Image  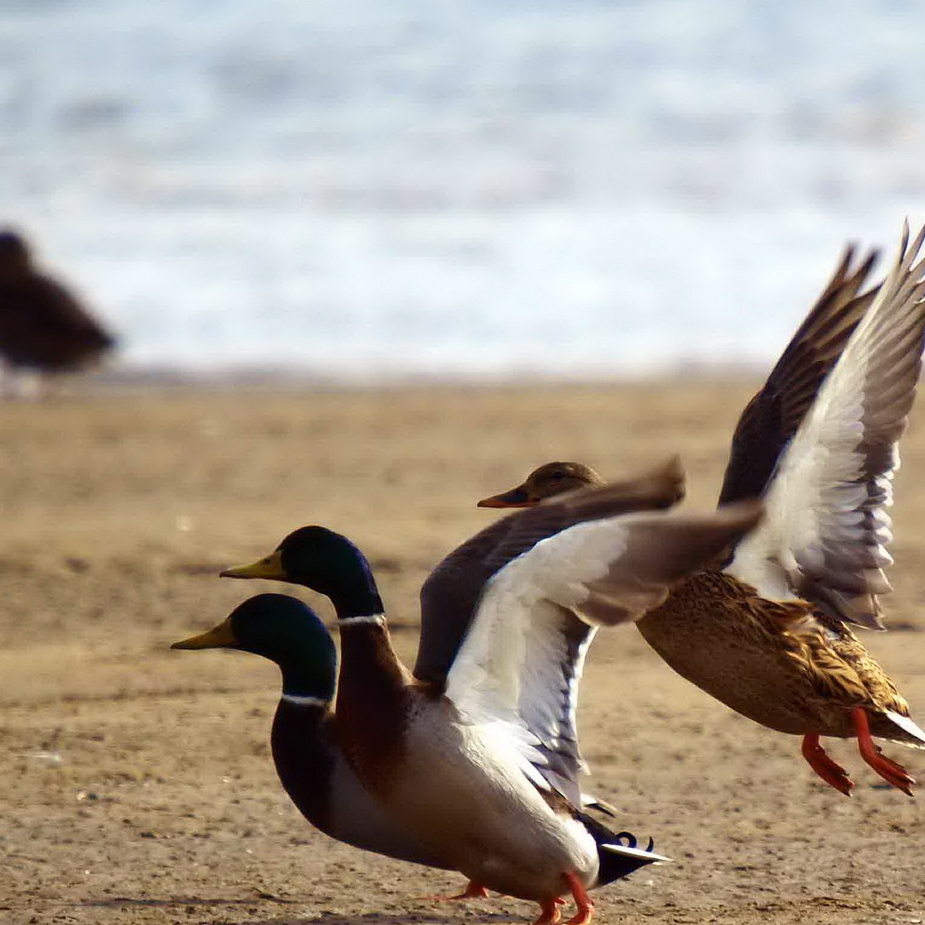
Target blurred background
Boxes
[2,0,925,381]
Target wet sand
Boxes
[3,378,925,925]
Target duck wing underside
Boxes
[729,223,925,629]
[443,501,763,805]
[414,458,685,684]
[719,244,878,506]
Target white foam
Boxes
[3,1,923,380]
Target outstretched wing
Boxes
[444,501,763,804]
[414,457,685,683]
[729,223,925,628]
[719,244,878,505]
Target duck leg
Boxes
[533,899,562,925]
[801,732,854,795]
[422,880,489,901]
[851,707,916,796]
[563,872,594,925]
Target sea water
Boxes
[1,0,924,380]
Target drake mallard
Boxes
[172,464,684,899]
[219,486,761,924]
[477,223,925,797]
[0,230,115,381]
[172,593,455,870]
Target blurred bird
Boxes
[0,229,116,394]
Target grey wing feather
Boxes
[719,245,878,506]
[730,222,925,628]
[413,458,685,683]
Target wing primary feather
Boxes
[730,222,925,628]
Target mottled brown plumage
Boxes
[636,570,912,743]
[484,458,924,793]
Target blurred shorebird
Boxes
[0,229,116,395]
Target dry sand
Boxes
[2,378,925,925]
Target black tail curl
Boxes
[576,812,661,887]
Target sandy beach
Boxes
[3,377,925,925]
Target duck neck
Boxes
[277,658,336,707]
[335,611,410,788]
[318,547,408,715]
[271,696,336,834]
[336,613,407,698]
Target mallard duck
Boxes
[171,593,455,870]
[477,223,925,797]
[173,465,684,900]
[220,486,761,923]
[0,230,115,381]
[414,454,685,685]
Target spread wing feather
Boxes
[414,457,685,683]
[729,222,925,628]
[719,244,878,505]
[445,502,763,803]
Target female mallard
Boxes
[220,487,761,924]
[476,223,925,797]
[172,593,455,870]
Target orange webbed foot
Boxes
[563,871,594,925]
[852,707,916,796]
[801,732,854,796]
[533,898,562,925]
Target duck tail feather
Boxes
[885,710,925,747]
[596,837,669,884]
[600,843,670,864]
[580,792,618,818]
[577,811,668,885]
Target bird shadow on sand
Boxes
[238,914,525,925]
[78,896,524,925]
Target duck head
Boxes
[477,461,605,508]
[171,593,337,701]
[220,526,383,619]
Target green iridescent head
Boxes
[220,526,383,618]
[172,593,337,701]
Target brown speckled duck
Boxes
[478,224,925,797]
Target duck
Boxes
[0,229,116,386]
[172,465,685,899]
[476,222,925,797]
[219,485,762,924]
[414,453,685,685]
[171,593,456,871]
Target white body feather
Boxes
[370,504,757,899]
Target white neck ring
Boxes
[281,694,330,707]
[338,613,386,627]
